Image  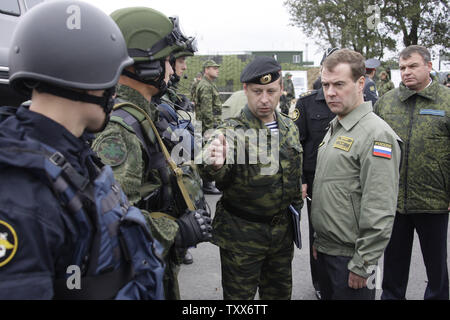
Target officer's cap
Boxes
[365,58,380,69]
[240,56,281,85]
[203,60,220,69]
[286,72,292,77]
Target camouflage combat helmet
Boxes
[111,7,190,92]
[111,8,188,64]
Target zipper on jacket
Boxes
[403,95,417,214]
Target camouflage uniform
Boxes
[375,78,450,300]
[190,78,200,103]
[93,84,185,299]
[195,76,222,135]
[377,78,395,97]
[281,76,295,114]
[202,105,303,299]
[374,80,449,214]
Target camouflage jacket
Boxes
[202,105,303,253]
[374,80,450,214]
[195,77,222,133]
[312,102,402,278]
[377,78,395,97]
[284,78,295,100]
[190,79,200,102]
[92,84,179,255]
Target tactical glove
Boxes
[175,209,212,248]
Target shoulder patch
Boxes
[0,220,18,268]
[373,141,392,159]
[370,86,376,92]
[291,108,300,121]
[96,136,128,166]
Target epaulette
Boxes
[299,90,317,99]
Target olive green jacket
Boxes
[202,105,303,253]
[374,80,450,214]
[312,102,402,278]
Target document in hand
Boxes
[289,204,302,249]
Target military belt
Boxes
[222,201,286,225]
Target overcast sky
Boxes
[87,0,323,65]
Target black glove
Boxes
[175,209,212,248]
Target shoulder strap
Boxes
[112,102,196,211]
[111,103,166,172]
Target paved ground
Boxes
[179,194,450,300]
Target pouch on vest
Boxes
[30,144,165,300]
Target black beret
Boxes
[240,56,282,84]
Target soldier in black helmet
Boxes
[0,0,166,300]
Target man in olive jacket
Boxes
[375,45,450,300]
[311,49,402,300]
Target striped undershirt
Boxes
[264,120,279,133]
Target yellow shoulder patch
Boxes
[0,220,18,268]
[291,109,300,122]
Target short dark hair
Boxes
[322,48,365,82]
[399,45,431,64]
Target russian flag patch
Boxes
[373,141,392,159]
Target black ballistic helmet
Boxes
[9,0,133,96]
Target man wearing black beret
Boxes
[201,56,304,299]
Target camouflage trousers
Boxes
[219,230,294,300]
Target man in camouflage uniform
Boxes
[195,59,222,194]
[375,45,450,300]
[92,7,212,300]
[377,71,395,97]
[195,60,222,136]
[202,56,303,300]
[161,44,201,265]
[312,49,402,300]
[281,72,295,114]
[190,72,203,105]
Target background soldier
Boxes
[312,49,402,300]
[92,7,212,300]
[202,56,303,300]
[375,45,450,300]
[363,58,380,105]
[0,0,165,299]
[377,71,395,97]
[281,72,295,114]
[190,72,203,105]
[195,59,222,195]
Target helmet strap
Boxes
[36,83,115,132]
